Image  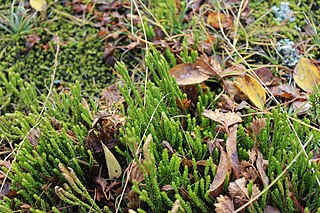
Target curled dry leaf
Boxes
[214,195,234,213]
[202,109,242,129]
[207,11,233,29]
[27,128,41,148]
[129,161,145,183]
[101,142,122,179]
[228,177,260,208]
[292,101,311,115]
[293,58,320,93]
[256,150,269,186]
[169,60,215,85]
[208,145,231,197]
[270,84,300,99]
[226,125,240,179]
[100,84,125,108]
[255,67,274,86]
[234,74,266,110]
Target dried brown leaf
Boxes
[127,190,140,209]
[169,60,214,85]
[207,12,233,29]
[255,67,274,86]
[202,109,242,129]
[270,84,300,99]
[226,125,240,179]
[27,128,40,148]
[292,101,311,115]
[26,34,40,48]
[100,84,124,107]
[256,151,269,186]
[250,118,266,136]
[228,177,260,208]
[208,145,231,197]
[129,161,144,183]
[214,195,234,213]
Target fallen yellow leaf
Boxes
[101,142,122,179]
[234,74,266,110]
[293,58,320,93]
[30,0,47,11]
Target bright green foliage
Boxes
[143,0,186,35]
[0,82,105,212]
[117,48,320,212]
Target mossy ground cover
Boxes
[0,0,320,212]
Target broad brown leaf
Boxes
[27,128,40,148]
[292,101,311,115]
[169,60,214,85]
[256,150,269,186]
[234,74,266,109]
[226,125,240,179]
[254,67,274,86]
[207,12,233,29]
[250,118,266,137]
[202,109,242,129]
[228,177,260,208]
[214,195,234,213]
[270,84,300,99]
[208,145,231,197]
[293,58,320,93]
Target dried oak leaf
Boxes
[226,125,240,179]
[228,177,260,208]
[250,118,266,137]
[214,195,234,213]
[202,109,242,129]
[27,128,40,148]
[208,145,231,197]
[293,58,320,93]
[254,67,274,86]
[100,84,124,107]
[256,150,269,186]
[26,34,40,49]
[234,74,266,110]
[129,161,144,183]
[169,60,215,85]
[269,84,300,99]
[127,189,140,209]
[292,101,311,115]
[207,11,233,29]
